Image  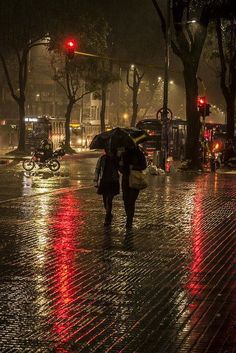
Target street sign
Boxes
[156,107,173,121]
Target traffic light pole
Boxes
[202,105,206,164]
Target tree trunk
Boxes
[183,66,201,169]
[65,99,74,150]
[216,17,236,141]
[131,87,138,127]
[17,97,26,152]
[226,97,235,140]
[219,72,236,141]
[100,86,106,133]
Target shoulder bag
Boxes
[129,169,148,190]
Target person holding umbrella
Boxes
[91,127,148,228]
[94,146,120,226]
[119,145,147,229]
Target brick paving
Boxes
[0,159,235,353]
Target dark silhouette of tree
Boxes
[51,54,91,153]
[151,0,213,169]
[49,12,114,138]
[126,66,144,127]
[202,0,235,139]
[216,19,236,140]
[87,59,119,132]
[141,76,163,118]
[151,0,235,168]
[0,1,49,152]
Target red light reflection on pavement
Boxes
[187,185,205,298]
[49,194,84,347]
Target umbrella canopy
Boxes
[89,127,136,150]
[121,127,149,144]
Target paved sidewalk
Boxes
[0,172,235,352]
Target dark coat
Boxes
[119,146,147,190]
[94,154,120,195]
[119,147,147,175]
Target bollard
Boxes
[165,156,173,173]
[165,160,171,173]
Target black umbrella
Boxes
[121,127,149,144]
[89,127,136,150]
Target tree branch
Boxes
[0,52,18,101]
[216,17,229,99]
[75,90,91,102]
[126,68,133,90]
[22,48,28,90]
[171,40,182,58]
[185,26,194,49]
[175,29,191,55]
[73,85,79,97]
[66,71,72,98]
[28,41,48,50]
[151,0,166,36]
[53,77,68,96]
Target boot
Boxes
[104,213,113,226]
[125,217,133,229]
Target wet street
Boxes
[0,154,235,353]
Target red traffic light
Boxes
[65,39,76,50]
[64,38,78,59]
[197,96,207,107]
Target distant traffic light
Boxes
[64,38,77,59]
[197,96,211,117]
[197,96,206,107]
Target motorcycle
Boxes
[52,145,66,159]
[22,149,61,172]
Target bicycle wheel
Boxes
[48,159,60,172]
[22,160,35,171]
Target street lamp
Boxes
[174,19,197,25]
[123,113,129,126]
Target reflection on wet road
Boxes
[0,157,235,352]
[0,157,97,202]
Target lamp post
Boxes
[161,0,171,170]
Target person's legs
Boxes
[102,194,107,210]
[123,186,139,228]
[103,193,114,226]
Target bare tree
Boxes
[88,59,119,132]
[51,55,91,152]
[126,66,144,127]
[0,1,49,152]
[141,77,163,118]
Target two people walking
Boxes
[94,145,147,229]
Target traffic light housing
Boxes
[205,103,211,116]
[64,38,77,59]
[197,96,211,117]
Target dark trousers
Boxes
[102,193,114,216]
[122,181,139,226]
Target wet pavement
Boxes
[0,155,235,353]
